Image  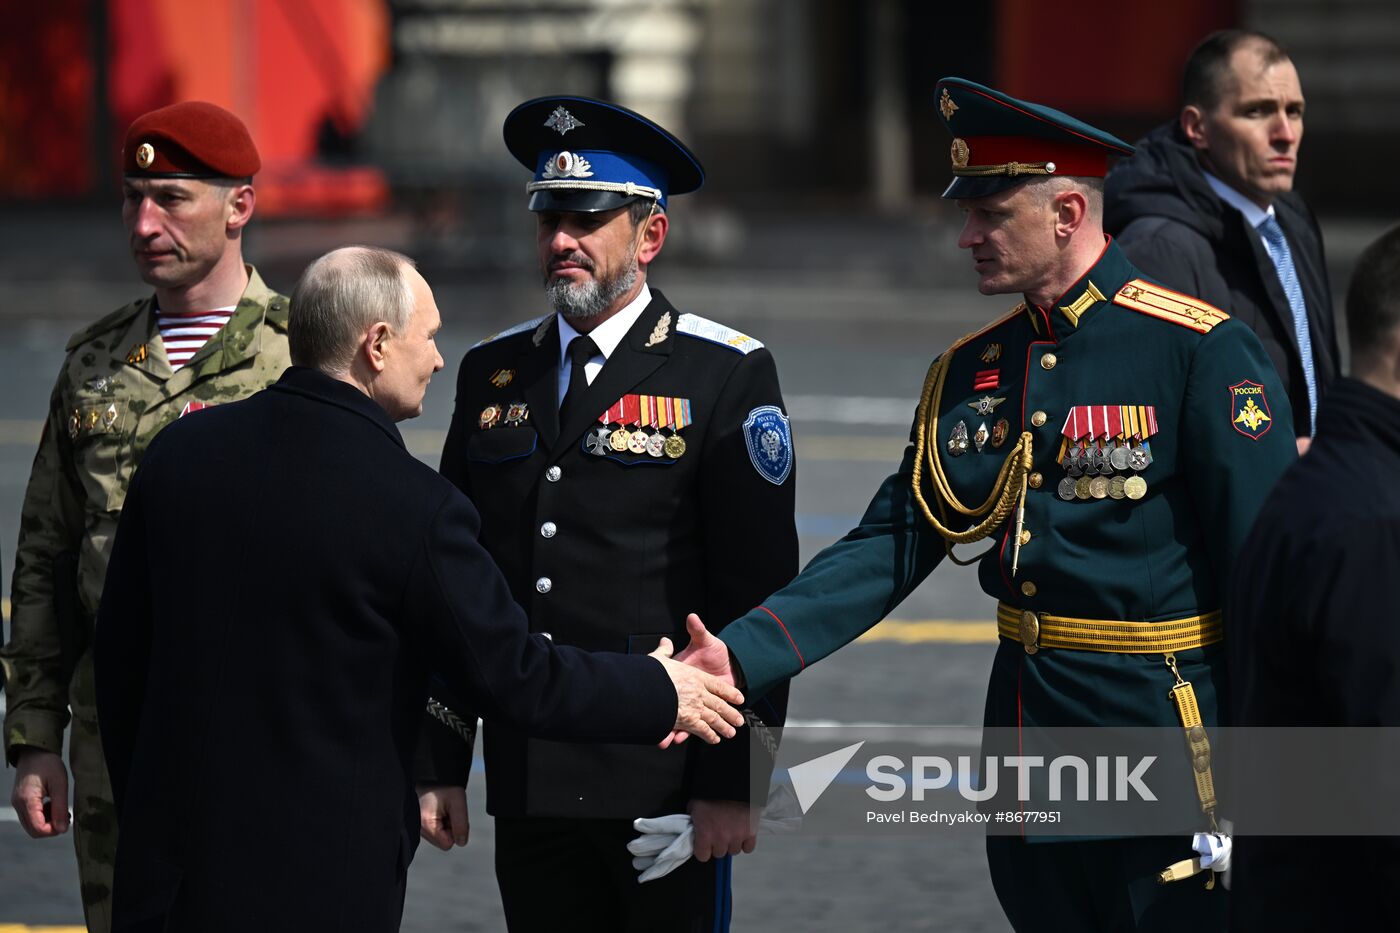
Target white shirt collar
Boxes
[556,281,652,364]
[1202,170,1275,228]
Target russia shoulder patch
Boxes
[743,405,793,484]
[1229,380,1273,440]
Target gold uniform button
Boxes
[1041,353,1058,370]
[1028,471,1043,489]
[1019,529,1032,545]
[1021,580,1037,597]
[1031,411,1047,427]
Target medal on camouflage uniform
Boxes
[974,421,989,452]
[947,420,970,457]
[479,404,502,430]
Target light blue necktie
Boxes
[1257,214,1317,434]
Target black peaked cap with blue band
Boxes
[935,77,1134,200]
[503,96,705,213]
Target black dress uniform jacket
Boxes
[1227,377,1400,931]
[1106,122,1339,437]
[425,289,797,818]
[93,367,677,933]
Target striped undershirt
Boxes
[156,306,236,369]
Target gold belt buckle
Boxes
[1019,610,1040,654]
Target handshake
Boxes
[648,613,743,747]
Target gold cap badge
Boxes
[940,89,959,121]
[135,143,155,170]
[951,138,970,169]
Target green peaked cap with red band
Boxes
[935,77,1134,199]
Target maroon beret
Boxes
[122,101,260,179]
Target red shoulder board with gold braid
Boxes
[1112,279,1229,334]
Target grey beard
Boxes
[545,260,639,321]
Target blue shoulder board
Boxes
[471,313,552,350]
[676,313,765,355]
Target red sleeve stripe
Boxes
[756,606,805,671]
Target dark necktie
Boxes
[558,334,599,426]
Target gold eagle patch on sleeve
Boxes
[1113,279,1229,334]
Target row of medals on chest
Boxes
[584,394,691,459]
[478,397,689,459]
[948,396,1154,502]
[1054,438,1151,501]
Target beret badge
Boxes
[135,143,156,170]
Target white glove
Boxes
[1192,832,1232,872]
[628,784,804,883]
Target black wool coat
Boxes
[1106,121,1339,437]
[94,366,676,933]
[1226,378,1400,931]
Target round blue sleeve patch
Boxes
[743,405,793,485]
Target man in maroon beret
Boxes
[1,100,291,933]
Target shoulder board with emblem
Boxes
[65,298,149,352]
[471,313,552,350]
[942,302,1028,359]
[675,313,765,355]
[1112,279,1228,334]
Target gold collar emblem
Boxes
[980,343,1002,364]
[126,343,148,364]
[489,368,515,388]
[1058,281,1107,329]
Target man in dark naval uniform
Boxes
[680,78,1297,931]
[416,97,797,931]
[1227,225,1400,931]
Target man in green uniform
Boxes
[1,101,291,933]
[679,78,1297,931]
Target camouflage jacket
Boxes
[1,266,290,762]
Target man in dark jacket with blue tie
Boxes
[1106,30,1339,451]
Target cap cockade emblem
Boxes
[940,88,959,121]
[542,151,594,179]
[544,105,584,136]
[951,138,970,169]
[136,143,155,169]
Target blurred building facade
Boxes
[2,0,1396,215]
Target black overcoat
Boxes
[1106,122,1340,437]
[93,366,676,933]
[423,290,797,818]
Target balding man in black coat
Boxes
[93,247,744,933]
